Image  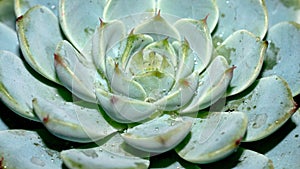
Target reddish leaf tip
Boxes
[43,115,50,123]
[16,15,23,22]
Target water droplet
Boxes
[31,157,45,167]
[51,5,56,9]
[99,148,103,152]
[275,120,279,124]
[154,127,159,132]
[170,122,175,126]
[226,0,230,4]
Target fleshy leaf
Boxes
[174,18,213,74]
[55,40,107,102]
[134,13,181,40]
[216,30,267,96]
[265,0,300,28]
[17,5,63,83]
[32,98,117,143]
[95,133,149,158]
[180,56,233,113]
[92,20,126,74]
[121,114,193,153]
[213,0,268,46]
[59,0,106,51]
[202,148,273,169]
[176,112,248,164]
[224,76,297,142]
[266,109,300,169]
[0,22,19,55]
[106,58,147,100]
[261,22,300,96]
[95,88,157,123]
[154,72,199,111]
[0,51,71,121]
[15,0,59,17]
[0,130,62,169]
[103,0,156,31]
[0,0,16,29]
[157,0,219,32]
[61,147,149,169]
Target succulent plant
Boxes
[0,0,300,168]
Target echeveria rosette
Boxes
[0,0,299,169]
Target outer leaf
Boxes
[0,130,62,169]
[176,112,248,164]
[0,0,16,29]
[0,22,19,55]
[265,0,300,28]
[261,22,300,96]
[180,56,233,113]
[17,5,63,83]
[224,76,297,142]
[95,88,157,123]
[15,0,59,17]
[266,109,300,169]
[61,147,149,169]
[214,0,268,46]
[121,114,193,153]
[32,98,117,143]
[59,0,106,51]
[202,148,273,169]
[103,0,156,31]
[174,18,213,74]
[216,30,267,96]
[157,0,219,32]
[54,40,107,102]
[0,51,71,121]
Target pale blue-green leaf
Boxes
[32,98,117,143]
[216,30,267,96]
[176,112,247,164]
[92,20,126,74]
[202,148,273,169]
[103,0,156,31]
[0,130,62,169]
[180,56,233,113]
[121,114,193,153]
[266,109,300,169]
[213,0,268,46]
[0,22,19,55]
[154,72,199,111]
[265,0,300,28]
[157,0,219,32]
[61,147,149,169]
[59,0,106,51]
[173,40,195,80]
[106,58,147,101]
[15,0,59,17]
[0,51,71,121]
[174,18,213,74]
[261,21,300,96]
[95,88,157,123]
[224,76,296,142]
[134,14,181,40]
[17,5,62,83]
[0,0,16,29]
[95,133,149,158]
[55,40,107,103]
[105,33,153,70]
